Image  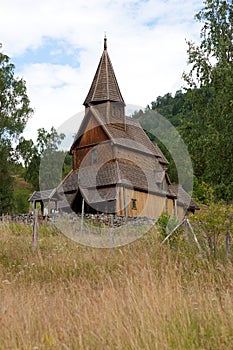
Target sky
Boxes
[0,0,203,142]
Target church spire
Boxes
[83,37,125,107]
[104,34,107,50]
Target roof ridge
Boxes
[90,52,104,102]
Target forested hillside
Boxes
[133,0,233,203]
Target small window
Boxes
[131,199,137,210]
[92,149,97,163]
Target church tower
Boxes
[83,37,126,130]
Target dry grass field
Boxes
[0,214,233,349]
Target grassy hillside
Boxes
[0,209,233,349]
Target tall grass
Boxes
[0,218,233,349]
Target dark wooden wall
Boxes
[78,116,108,147]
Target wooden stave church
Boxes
[57,37,199,220]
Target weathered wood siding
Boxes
[114,146,158,170]
[73,143,113,170]
[115,186,177,219]
[78,116,108,147]
[116,187,166,218]
[73,147,90,169]
[73,115,111,170]
[109,102,125,130]
[94,102,125,130]
[167,198,174,215]
[94,103,108,120]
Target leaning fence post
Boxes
[32,208,39,249]
[186,217,202,253]
[185,215,189,241]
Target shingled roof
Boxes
[71,106,168,164]
[28,189,57,202]
[59,159,168,197]
[83,37,125,106]
[168,184,199,210]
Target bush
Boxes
[157,213,180,241]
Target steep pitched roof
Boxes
[94,107,168,163]
[71,106,168,164]
[83,37,125,106]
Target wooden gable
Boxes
[72,111,111,171]
[78,114,109,148]
[71,109,110,152]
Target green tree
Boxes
[0,44,33,214]
[17,127,67,190]
[132,92,190,185]
[182,0,233,201]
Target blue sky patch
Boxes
[143,18,160,28]
[13,37,82,70]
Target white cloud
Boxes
[21,63,82,139]
[0,0,203,141]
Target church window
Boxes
[131,199,137,210]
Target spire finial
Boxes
[104,33,107,50]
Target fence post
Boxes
[32,209,39,249]
[123,186,128,222]
[81,198,84,235]
[185,215,189,241]
[110,214,114,249]
[226,214,232,260]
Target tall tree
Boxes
[182,0,233,201]
[17,127,66,190]
[0,44,33,213]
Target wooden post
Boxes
[32,208,38,249]
[162,217,185,244]
[110,214,114,249]
[81,197,84,235]
[123,185,128,222]
[162,216,202,253]
[33,201,36,211]
[174,199,177,218]
[48,200,51,216]
[226,214,232,260]
[40,201,44,218]
[185,215,189,241]
[186,217,202,253]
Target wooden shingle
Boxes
[83,38,125,106]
